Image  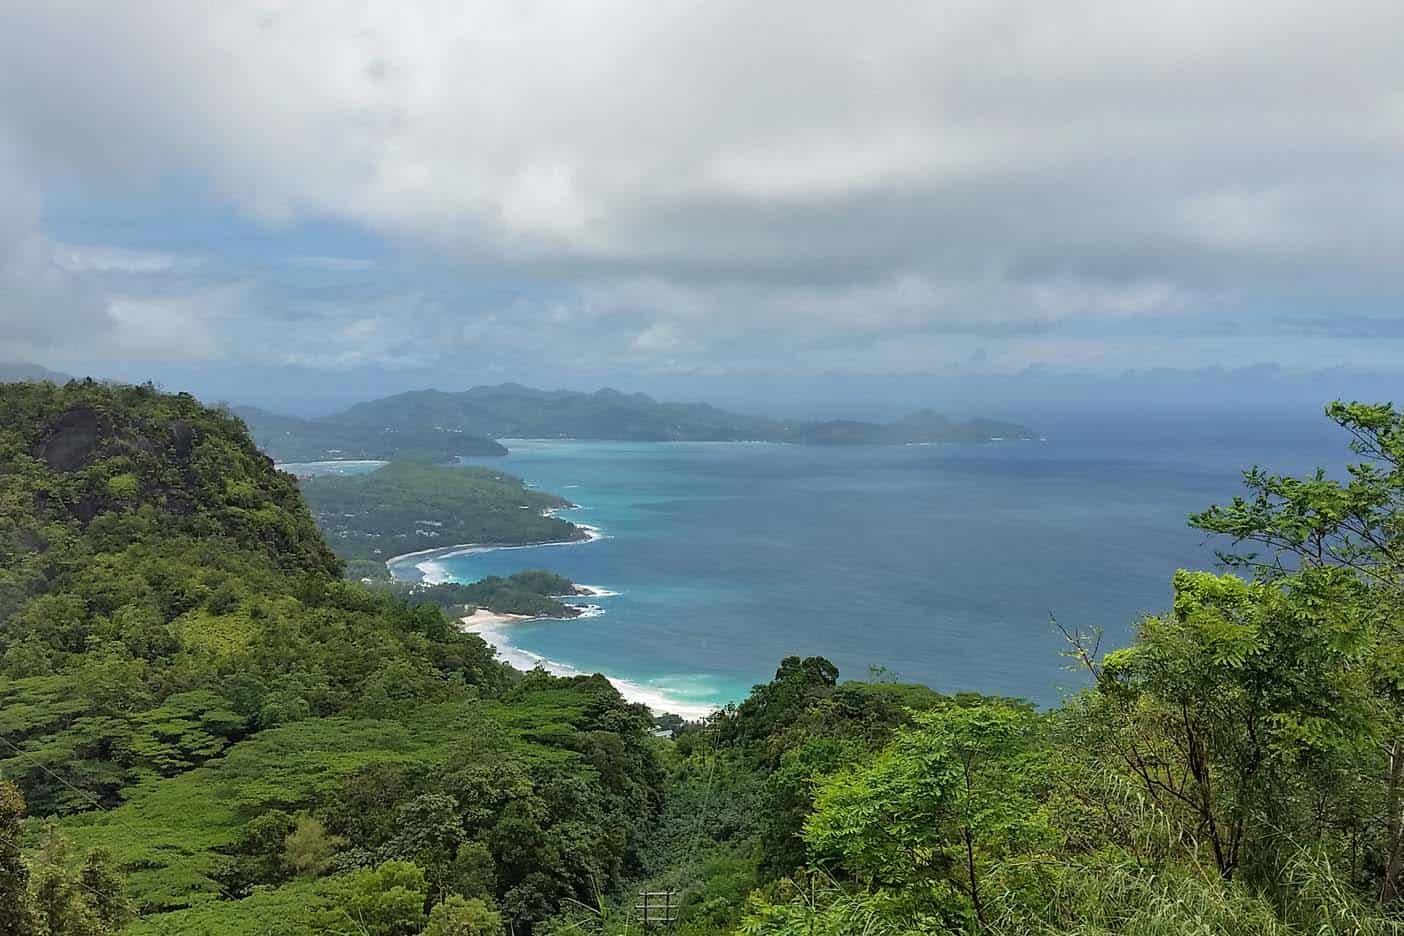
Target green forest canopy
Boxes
[235,405,507,463]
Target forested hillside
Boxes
[299,460,584,576]
[0,381,662,935]
[2,381,1403,935]
[234,405,507,463]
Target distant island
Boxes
[241,383,1036,455]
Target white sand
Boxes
[459,608,536,629]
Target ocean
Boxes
[359,408,1348,718]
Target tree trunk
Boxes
[1381,738,1404,903]
[963,827,985,927]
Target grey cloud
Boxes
[0,141,113,359]
[2,1,1403,374]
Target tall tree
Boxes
[1191,401,1404,899]
[804,702,1050,927]
[1073,569,1376,880]
[0,781,36,936]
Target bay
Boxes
[390,408,1346,716]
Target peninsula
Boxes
[296,460,586,580]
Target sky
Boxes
[1,1,1402,416]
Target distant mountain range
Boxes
[239,383,1035,459]
[0,362,73,383]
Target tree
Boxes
[0,781,37,936]
[424,895,503,936]
[31,827,111,936]
[283,815,346,877]
[1189,400,1404,899]
[318,859,428,936]
[804,702,1049,927]
[1190,402,1404,587]
[444,842,496,901]
[727,656,840,748]
[1073,569,1377,882]
[385,793,465,868]
[79,850,133,931]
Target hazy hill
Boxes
[322,383,1035,444]
[234,404,507,462]
[327,384,779,441]
[0,361,73,382]
[788,408,1034,445]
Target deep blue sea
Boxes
[310,408,1350,717]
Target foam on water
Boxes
[470,617,716,720]
[573,585,622,598]
[417,560,453,584]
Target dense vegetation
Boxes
[235,405,506,463]
[0,381,662,935]
[5,380,1403,934]
[397,571,590,620]
[298,460,585,570]
[310,383,1035,445]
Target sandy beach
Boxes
[459,608,537,630]
[384,523,604,584]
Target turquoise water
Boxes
[385,413,1346,717]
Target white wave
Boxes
[572,584,621,598]
[416,560,453,584]
[576,524,607,542]
[606,675,718,721]
[470,621,716,720]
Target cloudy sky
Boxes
[2,1,1402,413]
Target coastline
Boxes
[384,523,603,583]
[460,608,717,721]
[385,469,720,720]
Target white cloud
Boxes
[1,0,1403,374]
[55,246,204,274]
[106,293,223,359]
[0,140,112,360]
